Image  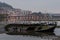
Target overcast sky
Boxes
[0,0,60,13]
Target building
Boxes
[7,9,32,23]
[0,8,9,23]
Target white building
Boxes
[7,9,32,23]
[21,10,32,16]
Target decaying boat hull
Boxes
[5,23,56,34]
[35,26,56,32]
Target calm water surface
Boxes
[0,28,59,40]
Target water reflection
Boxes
[0,28,59,40]
[6,32,55,36]
[5,32,58,40]
[4,28,60,37]
[54,28,60,36]
[0,33,58,40]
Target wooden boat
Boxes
[5,24,40,33]
[35,25,56,32]
[5,22,57,34]
[35,22,57,32]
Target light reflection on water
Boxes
[0,33,58,40]
[54,28,60,36]
[0,28,59,40]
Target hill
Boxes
[0,2,13,9]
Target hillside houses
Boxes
[0,2,60,24]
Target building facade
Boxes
[0,7,60,24]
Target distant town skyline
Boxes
[0,0,60,13]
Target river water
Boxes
[0,28,59,40]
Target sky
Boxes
[0,0,60,13]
